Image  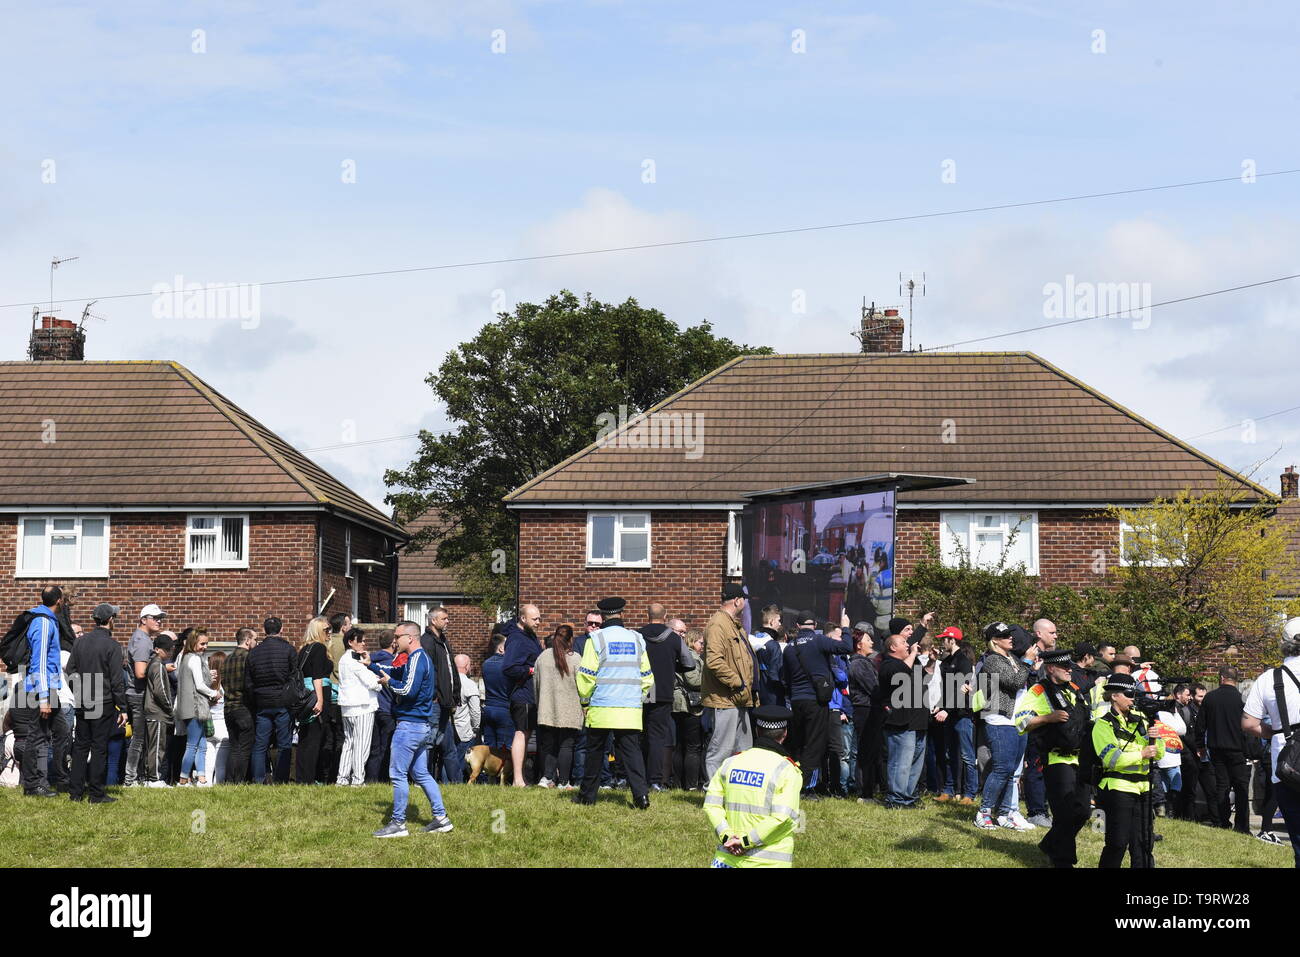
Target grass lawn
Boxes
[0,784,1288,868]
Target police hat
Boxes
[753,705,792,732]
[1041,647,1073,667]
[1105,673,1139,696]
[596,596,626,615]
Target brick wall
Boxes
[517,508,731,635]
[0,512,316,643]
[397,597,497,676]
[317,516,395,624]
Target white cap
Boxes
[1284,617,1300,642]
[139,603,166,619]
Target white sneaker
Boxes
[998,811,1035,831]
[144,780,172,789]
[537,777,555,789]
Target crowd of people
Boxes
[2,582,1297,868]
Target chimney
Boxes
[860,302,904,353]
[28,315,85,361]
[1283,465,1298,500]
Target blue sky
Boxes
[3,0,1298,506]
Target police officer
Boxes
[1089,654,1134,722]
[1092,672,1165,868]
[703,705,802,868]
[575,597,655,809]
[1015,647,1092,867]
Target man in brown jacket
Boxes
[703,583,759,780]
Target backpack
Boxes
[1037,680,1091,755]
[1272,666,1300,792]
[0,612,35,672]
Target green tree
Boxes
[385,290,771,613]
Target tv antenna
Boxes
[50,255,79,316]
[898,271,926,351]
[79,300,108,330]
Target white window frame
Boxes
[185,514,250,570]
[939,511,1039,576]
[15,515,111,578]
[585,511,652,568]
[344,527,353,579]
[1117,521,1182,567]
[726,511,744,577]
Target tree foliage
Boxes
[385,290,771,613]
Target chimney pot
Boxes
[860,304,905,353]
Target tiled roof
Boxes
[0,361,404,537]
[397,509,463,595]
[505,352,1272,506]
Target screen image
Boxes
[746,489,895,634]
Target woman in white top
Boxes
[174,628,221,786]
[336,628,381,786]
[204,651,230,783]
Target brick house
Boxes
[505,344,1275,637]
[396,510,497,670]
[0,356,406,642]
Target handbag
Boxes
[1272,666,1300,792]
[286,646,318,723]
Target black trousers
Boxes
[1211,749,1251,833]
[579,727,647,803]
[1040,762,1092,867]
[50,708,71,787]
[792,699,830,792]
[223,705,254,784]
[672,712,703,789]
[1099,788,1154,868]
[367,712,395,783]
[321,701,343,782]
[165,726,186,784]
[642,702,673,786]
[539,725,578,785]
[854,709,883,798]
[1174,750,1199,819]
[68,714,114,800]
[296,718,325,783]
[12,704,55,792]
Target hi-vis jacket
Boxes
[1015,680,1084,766]
[1088,681,1111,722]
[576,619,653,730]
[1092,707,1165,794]
[704,739,802,868]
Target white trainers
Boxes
[144,780,172,789]
[537,777,556,789]
[974,810,997,829]
[998,811,1036,831]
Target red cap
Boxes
[937,626,964,642]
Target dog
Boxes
[465,744,513,785]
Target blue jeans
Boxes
[253,707,293,783]
[981,723,1025,816]
[390,720,446,825]
[839,719,856,792]
[572,728,587,783]
[1022,734,1047,816]
[180,718,206,778]
[943,716,978,798]
[1159,765,1182,794]
[884,728,926,807]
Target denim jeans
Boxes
[1159,765,1182,795]
[839,719,856,792]
[884,728,926,807]
[943,716,978,798]
[253,707,293,783]
[180,717,206,779]
[981,723,1024,815]
[390,720,446,824]
[427,704,458,783]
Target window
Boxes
[940,511,1038,575]
[17,516,109,577]
[1118,521,1182,567]
[344,527,353,578]
[726,511,744,577]
[186,515,249,569]
[586,512,651,567]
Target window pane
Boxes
[221,517,245,561]
[191,516,216,531]
[190,532,217,565]
[53,518,75,531]
[51,535,77,573]
[620,513,647,530]
[81,519,105,570]
[939,513,969,567]
[22,520,46,571]
[620,530,649,564]
[589,515,615,561]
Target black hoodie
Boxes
[640,623,693,705]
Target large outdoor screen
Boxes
[746,489,896,635]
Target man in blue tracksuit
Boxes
[502,605,543,787]
[371,620,455,838]
[12,585,67,797]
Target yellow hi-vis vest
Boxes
[1092,708,1165,794]
[1015,680,1083,766]
[703,744,802,868]
[1088,681,1110,723]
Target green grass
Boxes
[0,785,1288,868]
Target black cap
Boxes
[596,597,626,614]
[91,602,119,624]
[888,617,910,636]
[1105,673,1139,695]
[1009,625,1034,657]
[982,621,1013,642]
[722,583,748,601]
[797,610,816,627]
[753,705,792,732]
[1042,647,1073,667]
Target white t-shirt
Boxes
[1243,656,1300,785]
